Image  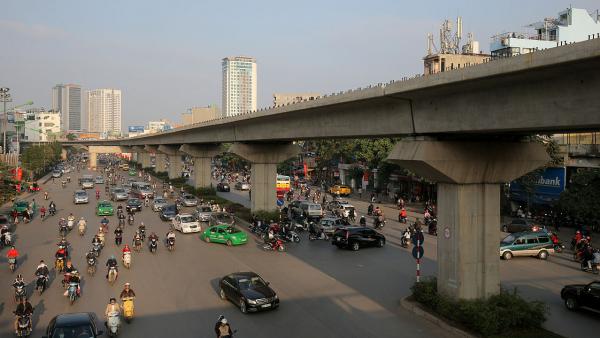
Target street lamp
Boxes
[0,87,12,154]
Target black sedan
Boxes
[561,281,600,312]
[217,182,230,192]
[43,312,104,338]
[219,272,279,313]
[126,198,143,212]
[332,226,386,251]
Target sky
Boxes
[1,0,598,129]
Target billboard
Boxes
[509,167,566,205]
[128,126,145,133]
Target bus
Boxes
[276,174,291,199]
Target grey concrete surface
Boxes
[0,168,455,338]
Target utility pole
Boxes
[0,88,12,154]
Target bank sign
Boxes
[509,167,566,205]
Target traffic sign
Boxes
[412,231,424,246]
[412,246,424,259]
[276,199,284,207]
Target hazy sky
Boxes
[1,0,598,128]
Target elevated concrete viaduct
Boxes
[62,38,600,301]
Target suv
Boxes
[299,202,323,219]
[160,204,179,221]
[332,227,386,251]
[500,231,554,260]
[502,219,542,233]
[561,281,600,312]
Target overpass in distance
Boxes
[63,38,600,301]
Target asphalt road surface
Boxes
[215,180,600,338]
[0,168,454,338]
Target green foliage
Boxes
[314,138,396,169]
[21,142,62,179]
[196,187,216,196]
[558,168,600,222]
[0,161,17,205]
[66,133,77,140]
[252,210,281,223]
[411,277,547,337]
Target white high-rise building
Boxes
[87,89,122,135]
[52,84,82,131]
[222,56,257,117]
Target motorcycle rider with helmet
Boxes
[13,296,34,334]
[106,255,118,279]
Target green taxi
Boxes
[12,201,30,215]
[200,224,248,246]
[96,200,114,216]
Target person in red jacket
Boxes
[7,246,19,267]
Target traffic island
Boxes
[402,277,563,338]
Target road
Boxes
[214,181,600,338]
[0,168,454,338]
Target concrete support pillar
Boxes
[155,153,166,173]
[387,139,549,300]
[230,143,300,212]
[180,144,222,188]
[138,152,150,168]
[61,148,68,161]
[157,145,184,180]
[89,152,97,170]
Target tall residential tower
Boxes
[52,84,82,131]
[87,88,122,136]
[222,56,257,117]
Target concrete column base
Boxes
[154,154,166,173]
[61,149,68,161]
[437,183,500,299]
[193,157,212,188]
[250,163,278,212]
[139,153,150,169]
[168,156,183,180]
[89,152,97,170]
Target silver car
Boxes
[111,187,129,201]
[73,190,89,204]
[178,194,198,207]
[152,197,169,212]
[194,205,213,222]
[95,176,105,184]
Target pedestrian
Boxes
[358,187,362,199]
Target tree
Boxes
[66,133,77,140]
[0,161,17,205]
[21,142,62,180]
[557,168,600,224]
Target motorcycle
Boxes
[139,228,146,241]
[167,237,175,252]
[14,283,26,302]
[400,229,411,248]
[427,218,437,236]
[118,217,125,227]
[398,214,408,224]
[3,232,12,247]
[133,238,142,252]
[87,257,97,276]
[61,180,67,188]
[282,230,301,243]
[123,252,131,269]
[67,218,75,230]
[9,257,17,272]
[49,207,56,216]
[36,274,48,295]
[553,242,565,254]
[149,238,158,253]
[122,296,135,323]
[67,282,79,305]
[373,216,385,229]
[78,222,86,236]
[15,313,32,337]
[55,257,65,272]
[107,266,118,285]
[92,243,102,258]
[107,311,120,336]
[128,215,134,225]
[263,238,286,252]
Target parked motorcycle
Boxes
[308,230,329,241]
[282,230,301,243]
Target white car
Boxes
[172,214,201,233]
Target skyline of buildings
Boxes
[87,88,122,136]
[222,56,257,117]
[52,83,81,132]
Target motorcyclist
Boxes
[96,189,100,199]
[138,222,146,239]
[58,217,68,233]
[117,204,124,215]
[114,226,123,245]
[367,203,374,215]
[119,282,136,300]
[13,274,26,291]
[122,244,131,257]
[100,216,110,232]
[105,297,121,320]
[359,215,366,226]
[40,205,47,218]
[67,213,75,224]
[92,234,103,248]
[399,208,407,222]
[35,260,49,278]
[1,225,10,245]
[69,270,81,295]
[86,249,96,262]
[48,201,56,215]
[14,297,34,334]
[44,191,49,200]
[118,212,126,226]
[144,196,150,207]
[132,231,142,249]
[106,255,118,279]
[166,229,176,244]
[78,217,87,229]
[7,245,19,266]
[214,316,233,338]
[149,232,159,242]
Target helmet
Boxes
[110,255,115,260]
[80,217,84,220]
[16,274,22,279]
[221,318,227,324]
[124,282,130,286]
